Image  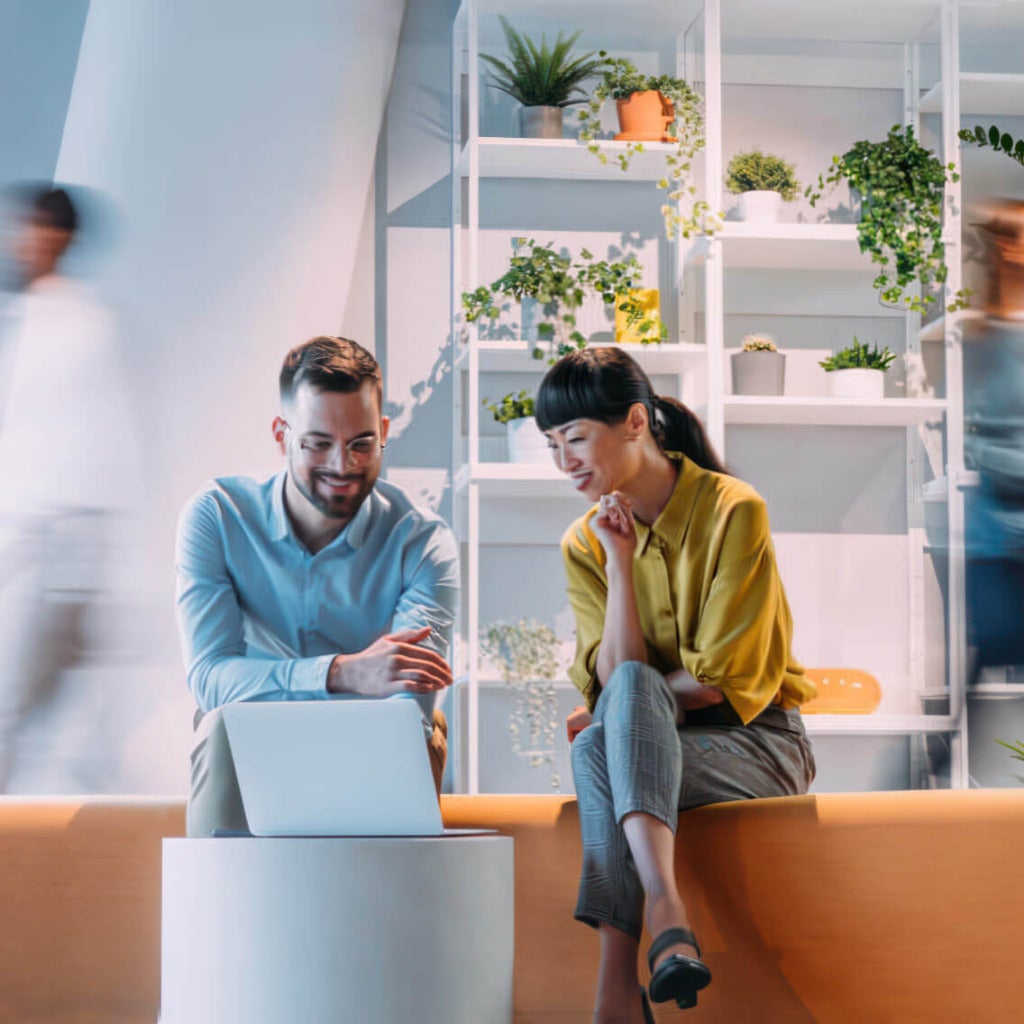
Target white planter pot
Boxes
[731,350,785,396]
[738,190,782,222]
[507,417,550,464]
[826,368,885,399]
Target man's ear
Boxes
[272,416,288,455]
[380,415,390,448]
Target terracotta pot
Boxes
[614,90,674,142]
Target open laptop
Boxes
[222,699,468,837]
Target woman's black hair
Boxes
[535,347,728,474]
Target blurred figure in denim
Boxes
[0,184,134,790]
[964,200,1024,683]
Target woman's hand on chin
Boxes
[592,491,637,569]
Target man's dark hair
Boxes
[10,184,79,234]
[279,336,382,407]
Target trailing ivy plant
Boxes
[480,17,607,109]
[576,56,718,241]
[726,150,800,200]
[482,389,534,424]
[462,237,666,362]
[805,125,970,314]
[479,619,562,789]
[958,125,1024,168]
[819,336,897,373]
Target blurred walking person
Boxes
[0,184,133,790]
[964,200,1024,684]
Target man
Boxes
[0,185,132,791]
[177,335,457,837]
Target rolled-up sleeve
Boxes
[175,491,332,712]
[562,518,607,711]
[683,498,792,724]
[391,518,459,657]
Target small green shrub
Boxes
[819,336,897,372]
[726,150,800,200]
[483,389,534,424]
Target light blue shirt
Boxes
[175,472,458,716]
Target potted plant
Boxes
[805,125,970,314]
[463,237,666,363]
[731,333,785,396]
[576,57,717,241]
[819,336,897,399]
[725,149,800,222]
[479,619,563,790]
[482,389,548,463]
[480,18,607,140]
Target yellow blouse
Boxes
[562,452,816,723]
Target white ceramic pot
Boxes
[826,368,885,399]
[738,190,782,222]
[731,350,785,396]
[507,417,550,464]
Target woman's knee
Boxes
[570,721,601,773]
[601,661,671,713]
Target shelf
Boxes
[724,396,947,427]
[686,223,867,272]
[921,471,981,503]
[802,714,957,736]
[459,138,676,181]
[970,683,1024,699]
[454,462,572,499]
[916,310,985,345]
[455,340,704,374]
[919,73,1024,116]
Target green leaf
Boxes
[989,124,1001,147]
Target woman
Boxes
[535,348,816,1022]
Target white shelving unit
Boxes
[919,72,1024,116]
[722,397,947,427]
[459,137,676,180]
[448,0,1018,794]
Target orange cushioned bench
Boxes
[2,791,1022,1023]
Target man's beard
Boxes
[293,467,373,522]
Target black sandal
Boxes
[647,927,712,1010]
[641,987,655,1024]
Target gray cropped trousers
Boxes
[570,661,815,939]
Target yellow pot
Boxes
[615,288,661,344]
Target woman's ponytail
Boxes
[652,395,729,475]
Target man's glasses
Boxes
[284,426,385,467]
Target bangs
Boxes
[535,354,630,431]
